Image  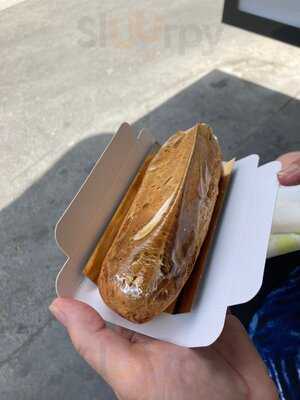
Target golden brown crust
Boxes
[98,123,222,323]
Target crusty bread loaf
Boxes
[98,123,222,323]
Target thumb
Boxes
[49,298,133,386]
[277,158,300,186]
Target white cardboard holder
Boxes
[55,123,280,347]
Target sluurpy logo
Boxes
[77,10,223,57]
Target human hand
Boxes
[277,152,300,186]
[49,299,277,400]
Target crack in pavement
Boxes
[0,317,53,369]
[277,91,300,113]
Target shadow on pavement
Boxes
[1,70,300,400]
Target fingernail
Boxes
[49,303,68,327]
[278,164,299,177]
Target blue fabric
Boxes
[248,266,300,400]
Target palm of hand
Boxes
[52,299,277,400]
[110,330,247,400]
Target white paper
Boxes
[268,185,300,257]
[271,185,300,234]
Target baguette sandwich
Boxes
[97,123,222,323]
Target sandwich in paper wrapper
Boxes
[55,122,280,347]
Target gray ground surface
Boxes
[0,1,300,399]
